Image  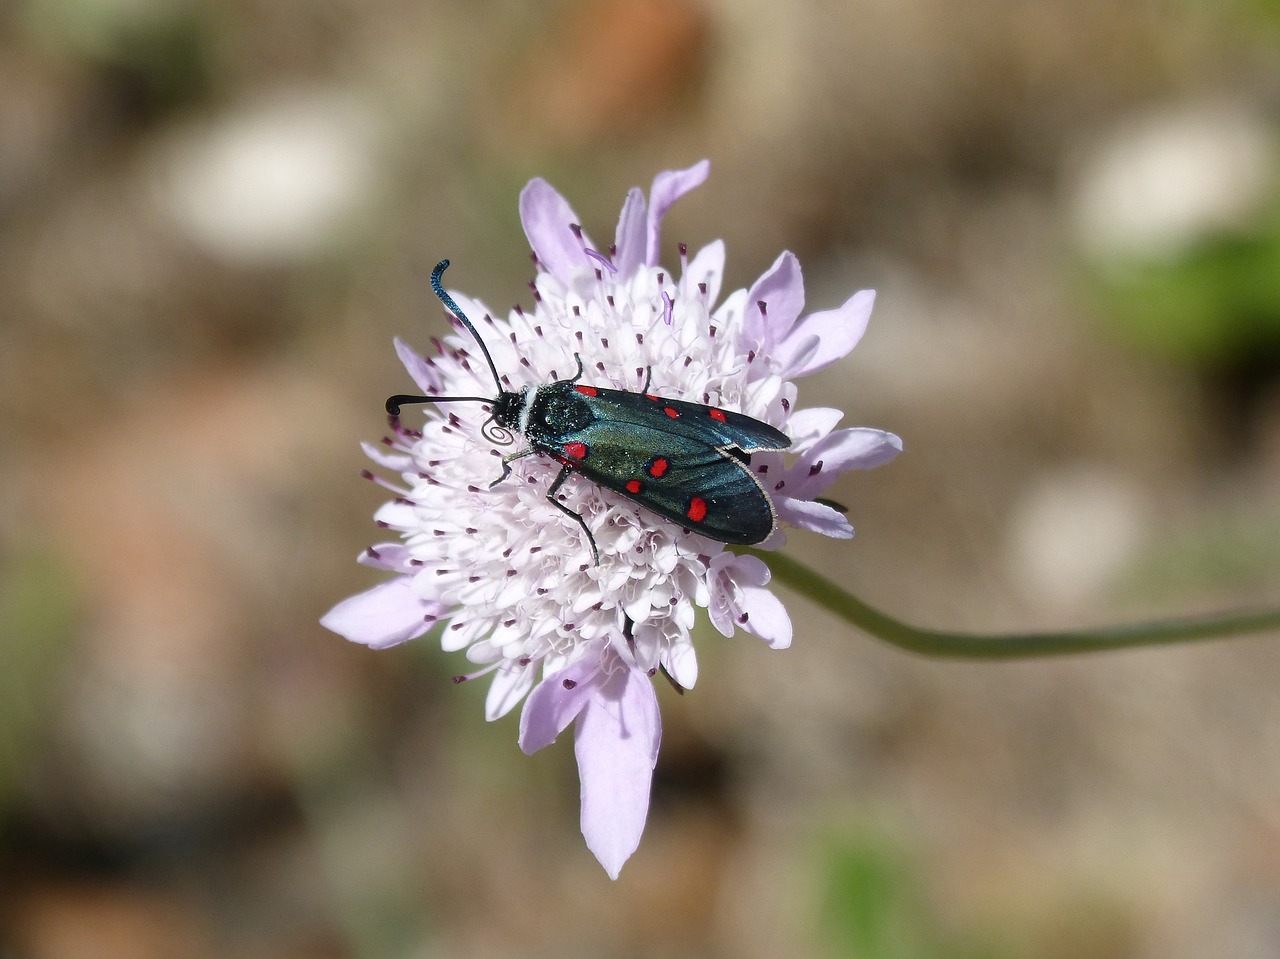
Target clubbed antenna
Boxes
[384,259,503,415]
[431,259,503,394]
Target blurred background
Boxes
[3,0,1280,955]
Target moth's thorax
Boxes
[490,380,596,441]
[527,381,594,440]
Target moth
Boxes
[387,260,791,562]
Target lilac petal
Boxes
[574,664,661,879]
[439,614,491,653]
[681,239,725,306]
[778,428,902,511]
[811,427,904,473]
[775,289,876,376]
[778,497,854,538]
[707,593,735,638]
[518,651,604,754]
[644,160,710,265]
[520,178,592,282]
[712,287,747,332]
[738,581,792,648]
[356,543,415,570]
[320,577,444,649]
[485,660,537,721]
[785,407,845,450]
[360,441,414,472]
[613,187,647,276]
[744,251,805,346]
[706,552,778,639]
[729,551,770,584]
[774,332,820,374]
[705,553,738,636]
[393,337,442,394]
[664,637,699,689]
[373,499,418,529]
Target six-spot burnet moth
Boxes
[386,260,792,564]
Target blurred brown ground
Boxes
[2,0,1280,956]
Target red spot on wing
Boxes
[647,457,669,478]
[708,408,728,422]
[563,441,587,460]
[686,497,708,522]
[663,407,680,419]
[645,393,659,401]
[574,385,598,397]
[625,479,642,494]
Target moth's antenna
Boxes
[431,259,503,394]
[385,393,494,416]
[384,260,504,416]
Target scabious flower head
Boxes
[322,160,901,878]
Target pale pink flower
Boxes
[322,160,901,878]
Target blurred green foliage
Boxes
[0,550,79,813]
[1092,219,1280,364]
[21,0,212,115]
[1123,508,1280,597]
[817,827,1010,959]
[816,824,1143,959]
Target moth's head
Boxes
[490,388,526,429]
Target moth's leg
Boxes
[546,464,599,565]
[640,366,653,394]
[569,353,585,383]
[491,447,536,488]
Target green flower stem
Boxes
[763,550,1280,658]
